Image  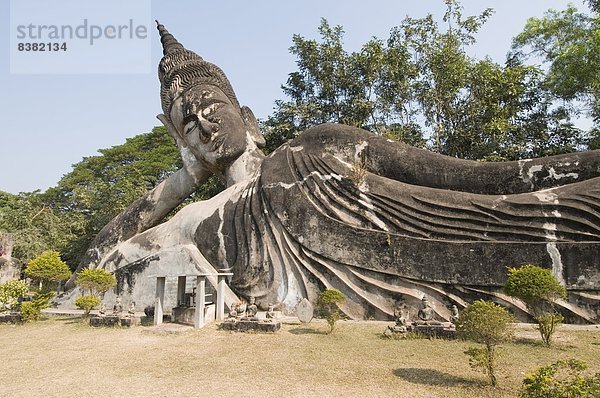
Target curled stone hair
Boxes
[156,21,241,117]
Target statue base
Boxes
[0,312,21,324]
[219,318,281,333]
[384,322,456,339]
[89,314,137,327]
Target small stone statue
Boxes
[228,303,238,319]
[246,296,258,318]
[266,303,276,319]
[99,302,106,315]
[417,296,435,323]
[393,304,408,327]
[386,303,409,335]
[113,297,123,315]
[449,305,459,324]
[128,301,136,315]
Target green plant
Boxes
[317,288,346,334]
[19,291,54,322]
[456,300,514,387]
[75,295,101,316]
[24,250,71,292]
[0,280,28,311]
[76,268,117,297]
[520,359,600,398]
[505,264,567,345]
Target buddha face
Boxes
[169,84,250,173]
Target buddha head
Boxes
[156,21,265,176]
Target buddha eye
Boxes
[183,114,199,135]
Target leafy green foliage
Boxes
[75,268,116,297]
[512,3,600,128]
[19,291,53,322]
[75,295,101,316]
[0,190,82,264]
[24,250,71,291]
[264,1,589,160]
[317,288,346,334]
[0,280,28,311]
[520,359,600,398]
[505,264,567,304]
[505,264,567,345]
[456,300,514,386]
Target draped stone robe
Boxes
[189,124,600,322]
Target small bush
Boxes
[317,289,346,334]
[20,291,53,322]
[456,300,514,387]
[25,251,71,291]
[76,268,116,297]
[505,264,567,345]
[520,359,600,398]
[0,280,28,311]
[75,295,101,316]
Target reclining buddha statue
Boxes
[71,22,600,322]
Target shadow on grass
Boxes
[288,327,326,335]
[61,316,87,325]
[513,337,575,350]
[393,368,481,387]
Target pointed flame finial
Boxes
[156,20,185,55]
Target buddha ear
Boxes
[240,105,266,148]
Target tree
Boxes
[24,250,71,291]
[512,2,600,127]
[317,288,346,334]
[520,359,600,398]
[264,1,588,160]
[75,268,116,297]
[0,190,82,264]
[0,280,28,311]
[504,264,567,345]
[74,295,101,317]
[456,300,514,387]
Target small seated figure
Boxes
[388,303,409,333]
[266,303,276,319]
[228,303,238,319]
[246,296,258,319]
[415,296,441,325]
[113,297,123,315]
[449,305,459,324]
[99,302,106,316]
[128,301,136,316]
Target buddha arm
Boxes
[66,114,213,287]
[66,165,211,287]
[299,124,600,195]
[366,134,600,194]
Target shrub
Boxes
[75,295,101,316]
[505,264,567,345]
[0,280,28,311]
[76,268,117,297]
[25,250,71,292]
[19,291,54,322]
[456,300,514,387]
[317,288,346,334]
[520,359,600,398]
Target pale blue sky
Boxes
[0,0,589,194]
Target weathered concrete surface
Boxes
[0,234,21,284]
[75,23,600,324]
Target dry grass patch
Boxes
[0,318,597,397]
